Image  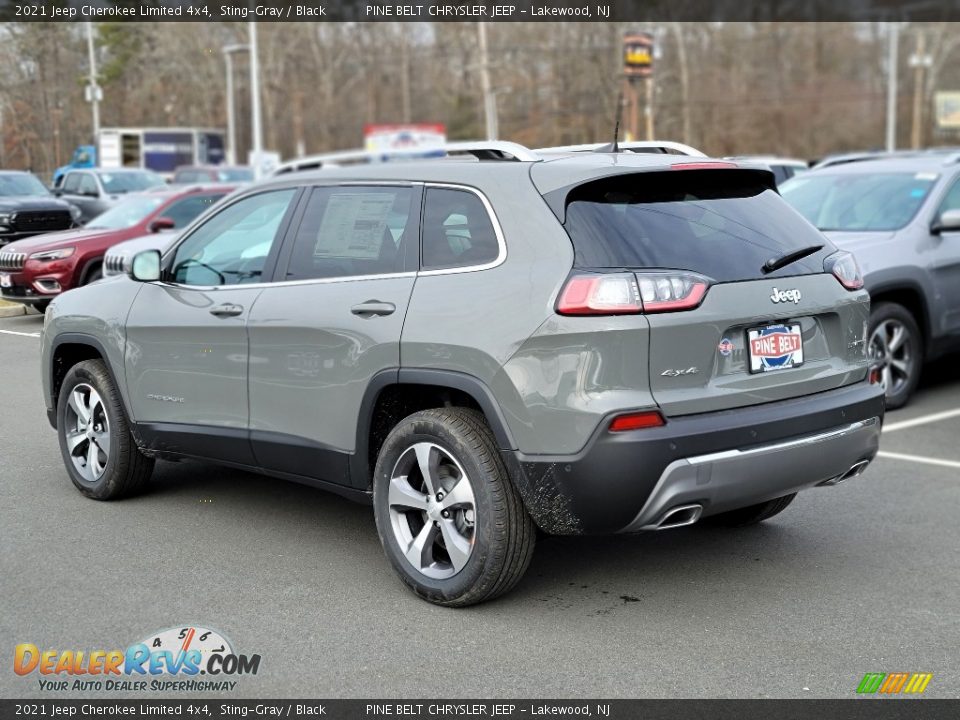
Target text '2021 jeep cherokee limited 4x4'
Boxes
[41,145,884,606]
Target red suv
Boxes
[0,185,234,312]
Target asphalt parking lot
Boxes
[1,309,958,700]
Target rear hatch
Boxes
[552,167,871,417]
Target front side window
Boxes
[421,187,500,270]
[78,174,99,196]
[171,189,296,286]
[284,186,414,280]
[62,174,81,193]
[781,171,937,231]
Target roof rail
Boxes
[534,140,706,157]
[272,141,540,175]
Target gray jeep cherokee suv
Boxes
[41,148,884,606]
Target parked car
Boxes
[172,165,253,184]
[41,144,883,606]
[53,168,166,223]
[0,185,232,312]
[725,156,809,186]
[0,171,79,248]
[781,154,960,408]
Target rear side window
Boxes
[285,186,415,280]
[422,187,500,270]
[562,170,832,283]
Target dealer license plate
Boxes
[747,323,804,373]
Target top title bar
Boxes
[2,0,960,22]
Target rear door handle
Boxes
[209,303,244,318]
[351,300,396,317]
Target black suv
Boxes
[0,171,78,248]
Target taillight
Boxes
[609,411,665,432]
[635,272,710,312]
[825,251,864,290]
[556,273,642,315]
[557,272,710,316]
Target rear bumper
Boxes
[504,382,884,535]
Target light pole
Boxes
[85,21,101,145]
[886,22,901,152]
[249,21,264,176]
[222,44,249,166]
[477,23,498,141]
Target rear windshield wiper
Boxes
[762,244,823,274]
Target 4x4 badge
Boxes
[770,287,802,304]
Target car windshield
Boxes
[217,168,253,182]
[87,195,165,229]
[97,171,166,194]
[0,173,50,196]
[780,171,937,231]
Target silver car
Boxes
[41,143,884,606]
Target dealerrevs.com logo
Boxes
[14,626,261,692]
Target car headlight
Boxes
[0,212,10,227]
[29,247,75,261]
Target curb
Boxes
[0,303,27,318]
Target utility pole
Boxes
[401,38,411,124]
[222,45,249,165]
[671,23,692,145]
[249,21,264,176]
[909,30,932,149]
[85,21,100,146]
[477,23,498,140]
[886,22,901,152]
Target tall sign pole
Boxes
[249,21,264,176]
[623,31,654,141]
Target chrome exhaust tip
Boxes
[819,458,872,486]
[654,503,703,530]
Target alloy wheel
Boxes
[63,383,110,483]
[387,442,477,580]
[869,318,913,400]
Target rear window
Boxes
[562,170,832,283]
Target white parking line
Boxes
[883,408,960,433]
[877,450,960,470]
[0,329,39,338]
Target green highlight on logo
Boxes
[857,672,933,695]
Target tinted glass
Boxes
[781,171,937,231]
[285,186,414,280]
[421,187,499,270]
[62,174,81,193]
[97,171,165,194]
[936,176,960,215]
[161,193,225,228]
[79,174,98,195]
[0,173,49,196]
[563,170,832,283]
[171,189,295,286]
[87,196,165,229]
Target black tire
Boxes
[57,359,154,500]
[32,300,50,314]
[868,302,923,411]
[704,493,796,527]
[373,408,536,607]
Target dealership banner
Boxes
[3,0,960,22]
[2,700,960,719]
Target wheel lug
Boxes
[436,492,444,501]
[441,510,450,518]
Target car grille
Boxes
[0,251,27,271]
[11,210,72,233]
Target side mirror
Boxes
[147,217,176,233]
[52,188,63,197]
[128,250,161,282]
[932,209,960,234]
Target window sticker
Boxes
[313,192,395,259]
